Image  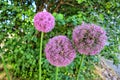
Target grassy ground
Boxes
[0,64,12,80]
[0,57,120,80]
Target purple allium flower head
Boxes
[34,11,55,32]
[72,23,107,55]
[45,36,76,67]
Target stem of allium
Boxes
[77,54,85,80]
[56,67,59,80]
[1,55,10,80]
[39,32,44,80]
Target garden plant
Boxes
[0,0,120,80]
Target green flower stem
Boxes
[56,67,59,80]
[39,32,44,80]
[77,54,85,80]
[1,55,10,80]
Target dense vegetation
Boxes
[0,0,120,80]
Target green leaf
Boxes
[56,13,64,20]
[53,12,57,17]
[76,0,86,4]
[99,14,104,21]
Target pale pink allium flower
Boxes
[72,23,107,55]
[34,11,55,32]
[45,36,76,67]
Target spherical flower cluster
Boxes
[45,36,76,67]
[72,23,107,55]
[34,11,55,32]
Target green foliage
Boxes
[0,0,120,80]
[53,13,65,26]
[76,0,86,4]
